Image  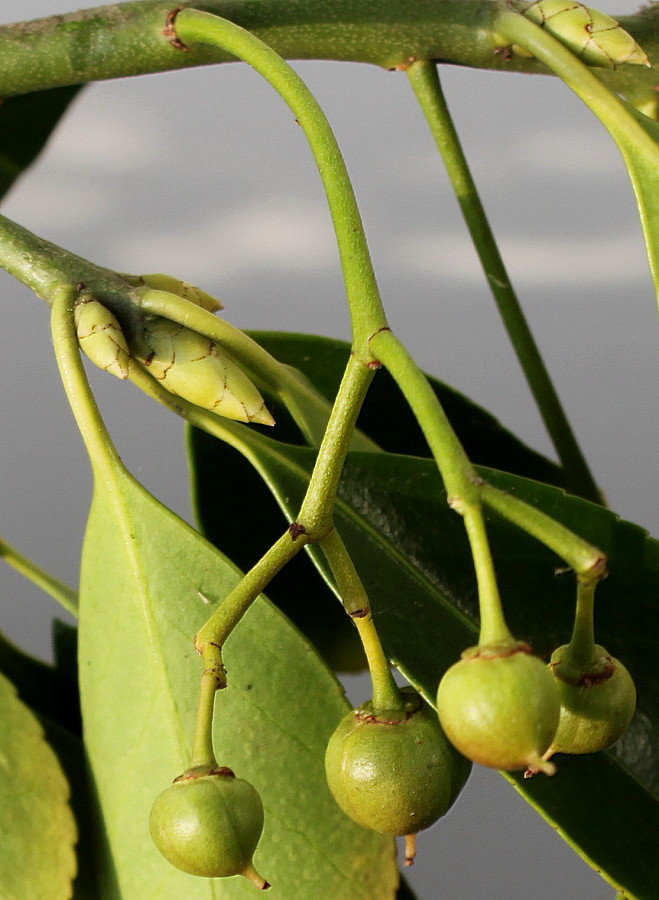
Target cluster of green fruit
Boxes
[148,637,635,888]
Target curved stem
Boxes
[49,285,122,484]
[406,59,602,505]
[369,328,511,646]
[0,537,78,617]
[190,669,220,768]
[320,528,402,711]
[174,8,387,352]
[565,577,598,669]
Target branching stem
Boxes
[406,59,602,505]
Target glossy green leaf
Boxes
[189,427,659,898]
[188,332,563,670]
[0,669,77,899]
[79,462,398,899]
[250,332,564,486]
[0,86,82,200]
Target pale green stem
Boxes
[480,482,606,578]
[406,59,602,505]
[320,528,403,711]
[297,354,375,534]
[0,537,78,617]
[49,286,122,484]
[174,8,387,353]
[565,577,598,669]
[369,327,510,646]
[462,508,513,646]
[190,670,220,768]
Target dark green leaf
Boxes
[249,331,564,485]
[189,426,659,899]
[0,86,82,200]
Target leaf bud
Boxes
[74,296,131,380]
[518,0,650,68]
[139,273,223,313]
[131,316,274,425]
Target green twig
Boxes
[0,536,78,617]
[173,8,387,353]
[320,528,402,711]
[406,59,602,505]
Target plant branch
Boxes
[0,537,78,617]
[172,8,386,351]
[0,1,655,108]
[406,59,602,505]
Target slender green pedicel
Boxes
[74,295,131,380]
[516,0,650,68]
[130,313,275,425]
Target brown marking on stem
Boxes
[288,522,308,540]
[164,7,189,51]
[210,766,236,778]
[349,606,370,619]
[578,662,615,686]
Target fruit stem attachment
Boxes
[563,577,599,671]
[190,668,220,769]
[321,528,403,712]
[405,58,602,506]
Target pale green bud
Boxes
[519,0,650,68]
[139,273,223,313]
[74,297,130,380]
[132,317,274,426]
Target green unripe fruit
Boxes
[436,643,560,775]
[545,644,636,758]
[150,767,269,890]
[324,688,471,855]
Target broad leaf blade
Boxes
[0,86,82,201]
[189,428,659,899]
[79,464,398,899]
[0,669,77,899]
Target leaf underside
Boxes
[78,460,398,899]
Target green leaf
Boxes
[616,100,659,301]
[0,669,77,900]
[250,332,564,486]
[189,427,659,899]
[188,332,563,671]
[79,462,398,898]
[0,86,82,200]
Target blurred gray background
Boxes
[0,1,655,897]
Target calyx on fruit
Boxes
[150,765,269,889]
[436,642,560,775]
[324,687,471,864]
[544,643,636,758]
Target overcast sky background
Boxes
[0,1,655,898]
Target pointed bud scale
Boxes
[132,316,274,425]
[139,273,223,313]
[519,0,650,68]
[74,297,131,380]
